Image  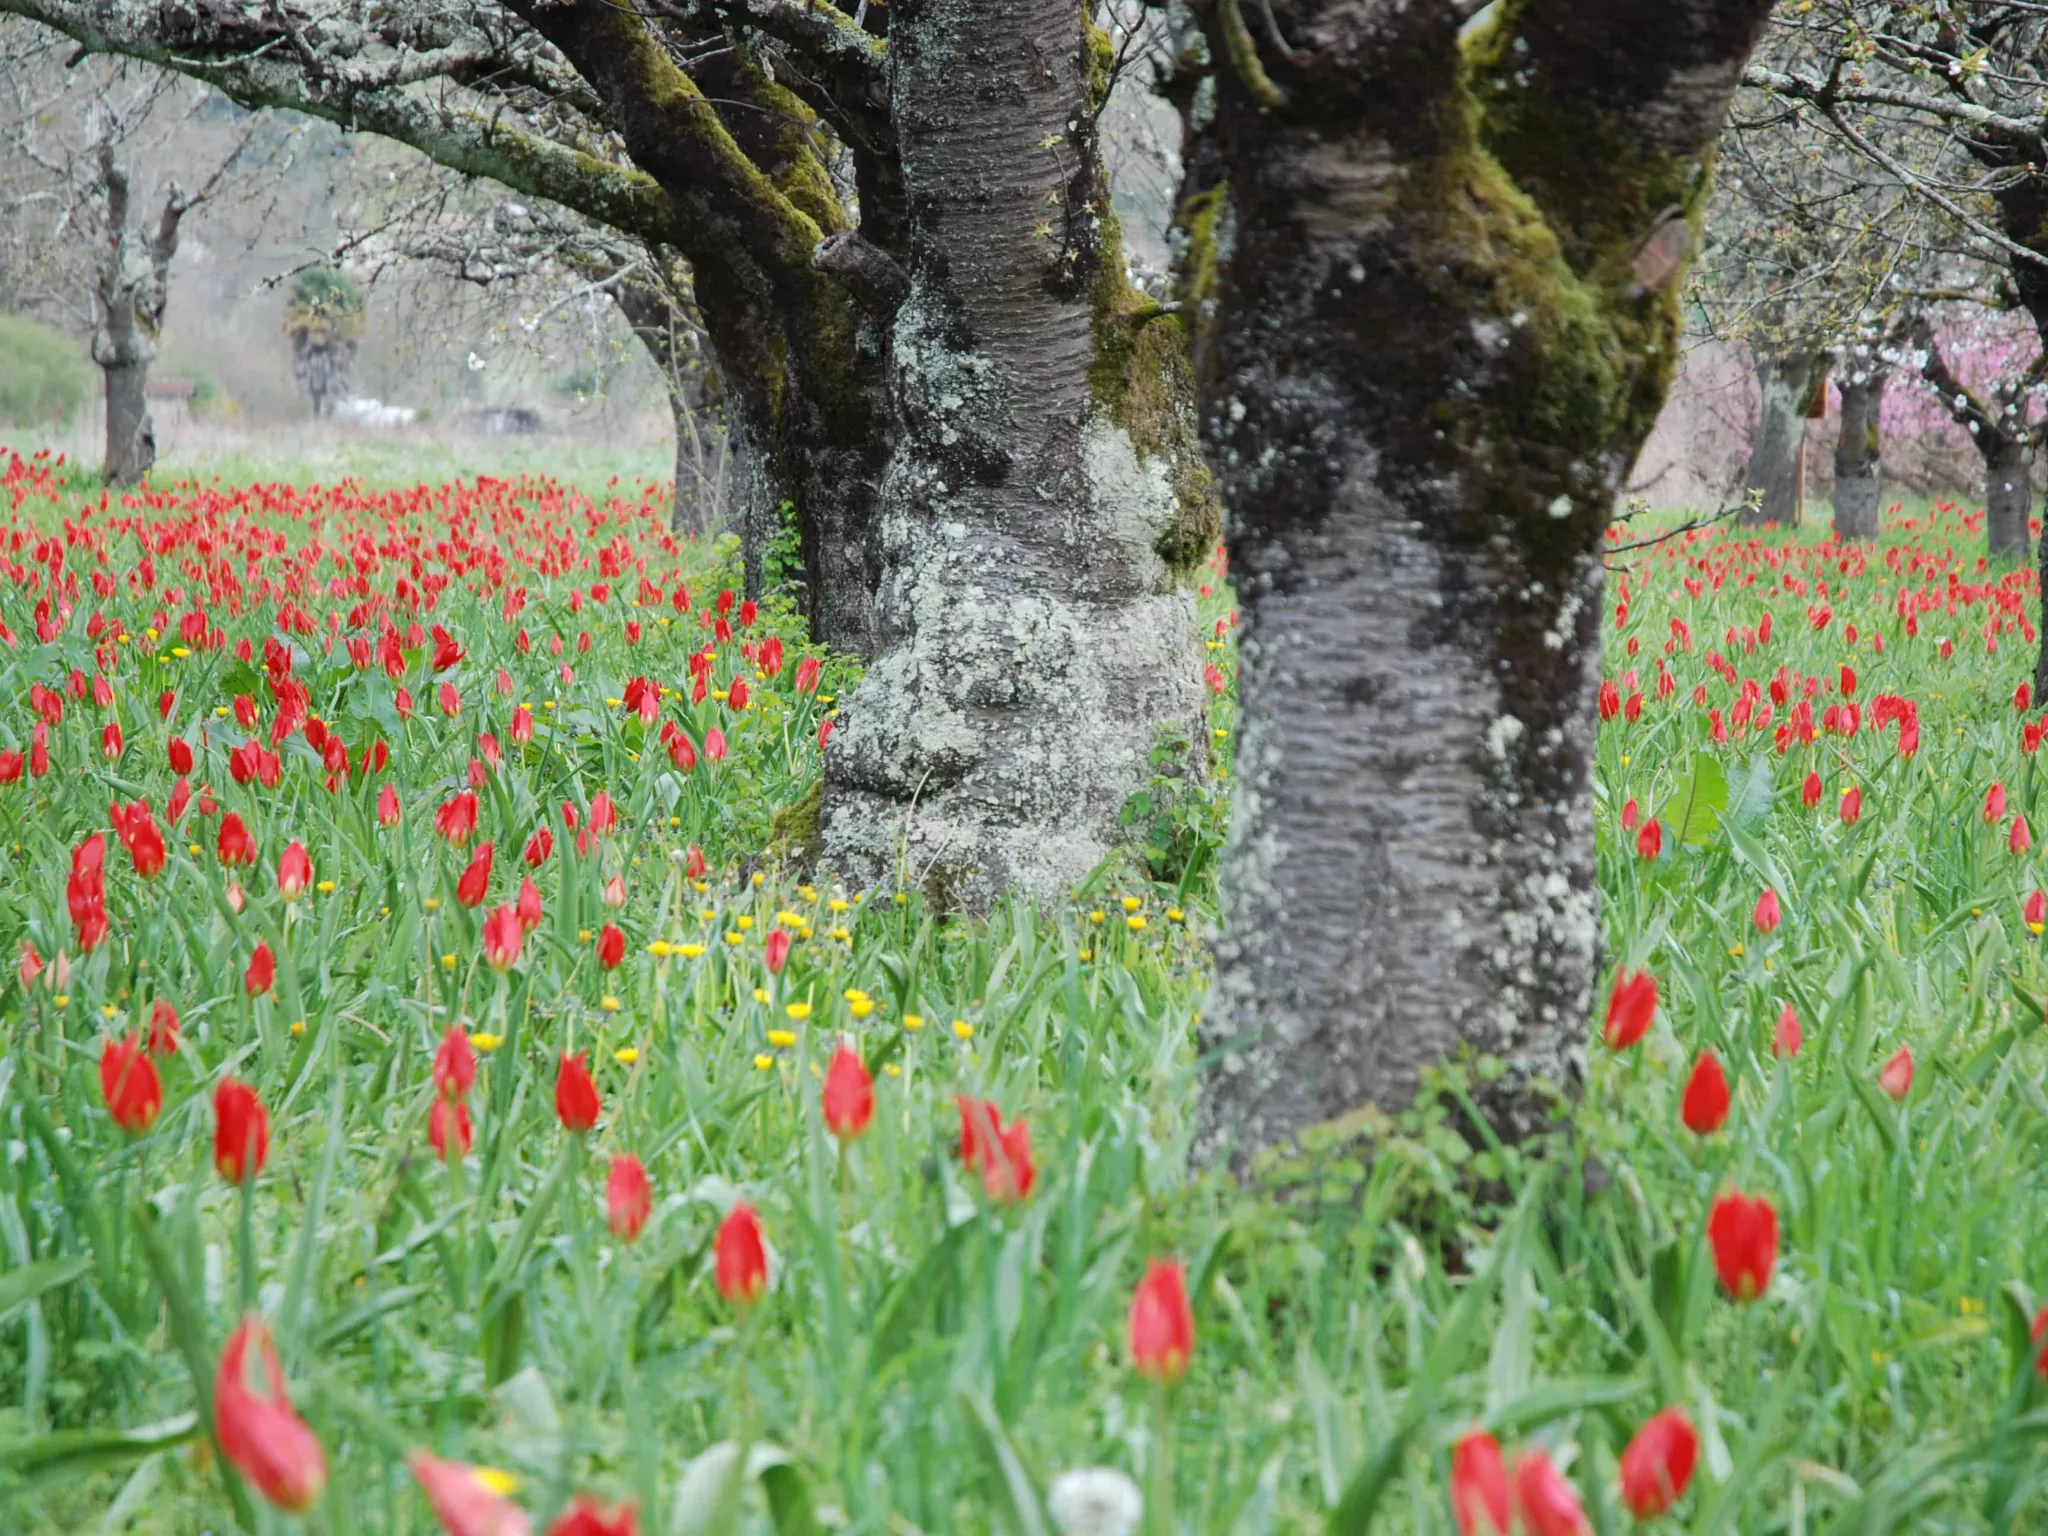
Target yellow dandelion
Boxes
[440,954,457,971]
[471,1032,504,1052]
[1127,915,1147,932]
[904,1014,925,1032]
[648,940,672,958]
[678,943,706,958]
[755,1053,775,1071]
[953,1020,974,1041]
[768,1029,797,1048]
[724,931,744,946]
[786,1001,813,1022]
[1121,895,1141,912]
[754,987,772,1004]
[829,897,850,914]
[291,1020,306,1037]
[424,898,441,912]
[737,914,755,932]
[614,1046,638,1064]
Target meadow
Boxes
[2,443,2048,1535]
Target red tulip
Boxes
[728,677,750,712]
[2031,1306,2048,1381]
[170,737,195,775]
[1619,1407,1698,1518]
[1802,770,1822,808]
[1680,1050,1730,1134]
[1878,1044,1913,1100]
[0,749,21,783]
[1752,887,1781,935]
[523,828,554,866]
[596,924,625,969]
[1449,1433,1515,1536]
[2028,890,2048,934]
[601,874,626,908]
[409,1453,532,1536]
[589,790,617,836]
[715,1202,769,1305]
[149,998,181,1056]
[555,1052,600,1133]
[1128,1258,1194,1385]
[1706,1189,1778,1301]
[607,1155,652,1242]
[1987,782,2008,823]
[1449,1429,1512,1536]
[378,783,402,827]
[544,1496,639,1536]
[99,1034,163,1134]
[457,842,495,908]
[101,721,123,760]
[1840,786,1862,825]
[764,928,791,974]
[794,656,821,694]
[429,1097,474,1162]
[218,812,257,866]
[483,905,524,971]
[245,939,276,996]
[956,1096,1037,1203]
[822,1043,874,1142]
[516,876,544,932]
[2016,815,2034,855]
[436,791,479,847]
[685,844,707,879]
[1512,1451,1588,1536]
[1772,1002,1801,1058]
[214,1078,271,1183]
[1636,817,1662,859]
[434,1025,476,1099]
[214,1315,326,1511]
[1602,969,1657,1049]
[1620,797,1639,831]
[278,841,312,901]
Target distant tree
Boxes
[283,266,364,418]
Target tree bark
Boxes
[1987,435,2033,566]
[1186,0,1774,1161]
[1915,315,2035,567]
[1831,370,1882,541]
[1740,349,1822,527]
[92,147,182,486]
[818,0,1211,907]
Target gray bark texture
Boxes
[1740,350,1822,527]
[1915,315,2035,566]
[1831,370,1882,541]
[92,147,183,486]
[1185,0,1773,1163]
[818,0,1206,907]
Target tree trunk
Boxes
[1741,350,1822,527]
[101,363,155,485]
[1831,371,1882,541]
[92,147,182,487]
[1186,0,1772,1160]
[1987,435,2033,565]
[818,0,1210,907]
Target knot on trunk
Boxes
[811,232,909,320]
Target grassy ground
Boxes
[1,462,2046,1535]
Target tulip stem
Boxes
[237,1166,257,1314]
[1149,1383,1174,1536]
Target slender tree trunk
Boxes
[1741,350,1822,526]
[1186,0,1772,1159]
[1987,435,2033,565]
[1831,372,1882,541]
[818,0,1211,907]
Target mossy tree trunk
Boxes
[818,0,1216,906]
[1741,349,1823,527]
[1184,0,1773,1161]
[1832,369,1883,541]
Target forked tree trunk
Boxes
[819,0,1211,907]
[1741,350,1822,527]
[1186,0,1773,1159]
[1832,371,1883,541]
[91,146,183,487]
[1987,436,2033,565]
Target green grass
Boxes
[3,469,2048,1535]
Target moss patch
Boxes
[768,779,825,865]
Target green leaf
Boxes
[959,1388,1051,1536]
[0,1414,197,1487]
[1661,752,1729,847]
[0,1255,88,1323]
